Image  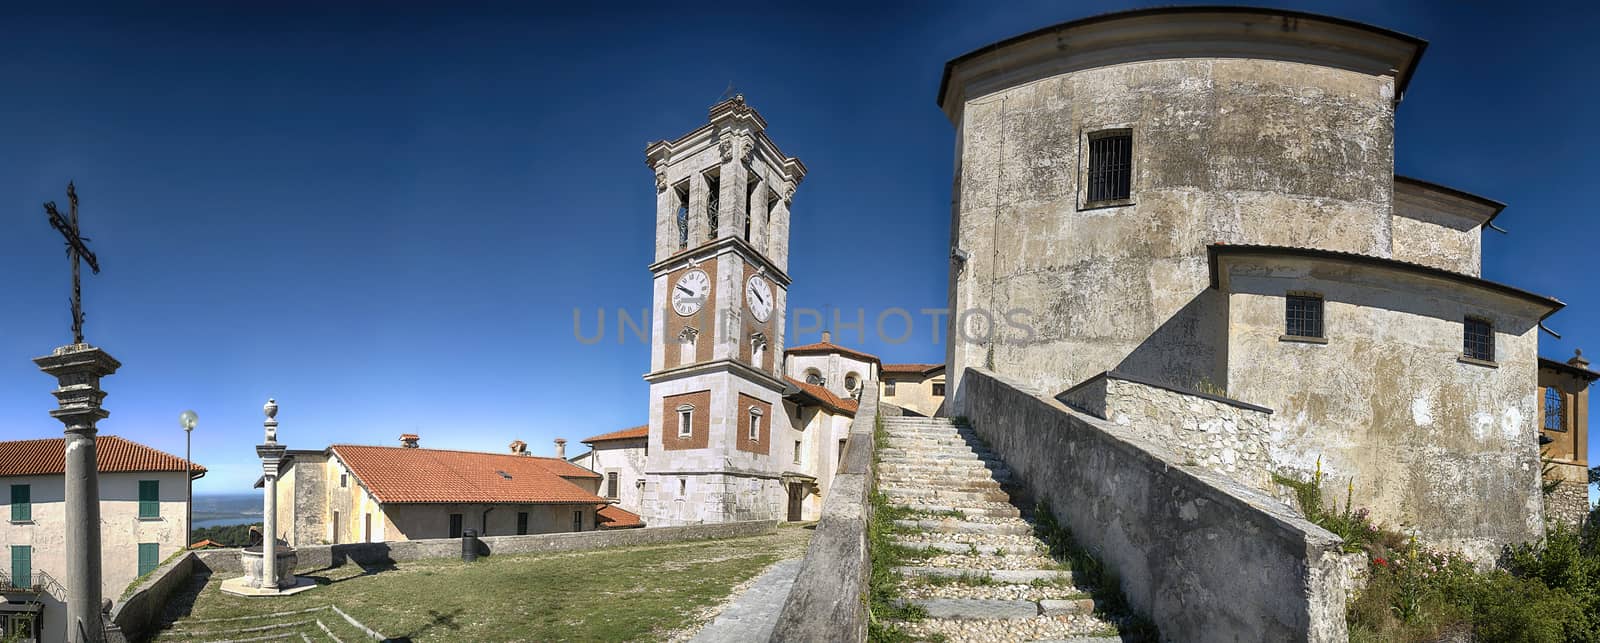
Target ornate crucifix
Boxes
[43,181,101,345]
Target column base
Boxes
[219,575,318,597]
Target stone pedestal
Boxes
[35,343,120,642]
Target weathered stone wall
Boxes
[953,368,1350,641]
[1061,372,1274,491]
[771,384,878,642]
[1391,177,1493,277]
[947,56,1397,399]
[1221,257,1548,561]
[1545,462,1592,531]
[109,550,197,642]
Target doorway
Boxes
[786,483,805,522]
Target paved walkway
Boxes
[687,557,805,643]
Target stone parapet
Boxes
[956,367,1350,642]
[1060,371,1274,492]
[770,385,879,642]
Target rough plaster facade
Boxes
[1,470,190,643]
[939,7,1562,561]
[578,437,649,514]
[879,368,946,417]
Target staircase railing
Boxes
[33,570,66,601]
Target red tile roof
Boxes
[527,455,601,479]
[784,341,881,364]
[582,425,648,444]
[786,377,858,416]
[882,363,944,376]
[329,445,606,505]
[0,436,206,478]
[597,504,645,529]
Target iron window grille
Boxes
[705,174,720,238]
[1464,317,1494,362]
[932,382,946,397]
[1544,387,1567,432]
[1087,131,1133,203]
[1285,295,1325,338]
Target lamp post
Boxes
[180,410,197,547]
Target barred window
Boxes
[1087,131,1132,203]
[705,173,720,239]
[1464,317,1494,362]
[1544,387,1567,432]
[1285,295,1324,339]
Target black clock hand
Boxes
[753,289,765,304]
[677,285,694,296]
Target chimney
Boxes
[509,440,527,455]
[554,438,567,459]
[1569,349,1589,370]
[821,330,831,344]
[400,433,419,449]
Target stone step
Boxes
[877,451,998,464]
[883,487,1011,504]
[892,539,1040,556]
[879,445,993,457]
[894,518,1033,536]
[899,598,1040,620]
[885,435,982,447]
[887,477,1004,491]
[894,566,1074,585]
[890,502,1020,518]
[878,462,1012,476]
[885,429,974,438]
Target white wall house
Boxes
[1,436,202,643]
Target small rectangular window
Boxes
[11,545,31,588]
[10,484,30,522]
[1464,317,1494,362]
[449,513,464,538]
[1087,131,1133,203]
[137,543,159,577]
[793,440,802,465]
[884,381,896,396]
[678,409,693,438]
[340,474,348,488]
[516,511,529,535]
[606,472,619,499]
[748,412,760,441]
[138,480,160,519]
[932,382,946,397]
[679,479,687,497]
[1544,387,1567,432]
[572,510,583,533]
[1285,294,1325,339]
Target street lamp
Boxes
[180,410,198,549]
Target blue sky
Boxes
[1,1,1596,498]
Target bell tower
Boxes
[639,96,806,525]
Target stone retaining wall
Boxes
[770,385,879,642]
[955,368,1350,642]
[1546,461,1592,531]
[1061,371,1274,491]
[115,520,775,641]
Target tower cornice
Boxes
[648,235,792,287]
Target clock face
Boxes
[672,269,710,316]
[746,276,774,323]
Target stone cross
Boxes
[42,182,102,346]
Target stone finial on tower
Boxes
[1570,349,1589,369]
[263,398,278,443]
[554,438,567,459]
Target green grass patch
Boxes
[869,414,933,642]
[153,529,811,642]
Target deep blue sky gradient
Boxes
[1,1,1596,498]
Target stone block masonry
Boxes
[1060,370,1274,492]
[954,367,1352,642]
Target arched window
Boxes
[804,369,824,386]
[1544,387,1567,432]
[676,404,695,438]
[748,406,764,441]
[678,327,698,367]
[751,333,768,370]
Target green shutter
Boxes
[139,480,159,519]
[10,546,30,588]
[9,485,29,522]
[138,543,159,577]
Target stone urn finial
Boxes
[263,398,278,443]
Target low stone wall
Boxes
[1060,371,1274,491]
[955,368,1350,642]
[770,385,879,642]
[111,551,198,642]
[193,520,778,575]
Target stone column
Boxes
[34,343,121,643]
[257,399,286,590]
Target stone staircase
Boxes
[877,416,1133,642]
[152,604,378,642]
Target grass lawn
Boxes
[153,525,813,642]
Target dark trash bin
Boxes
[462,528,479,562]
